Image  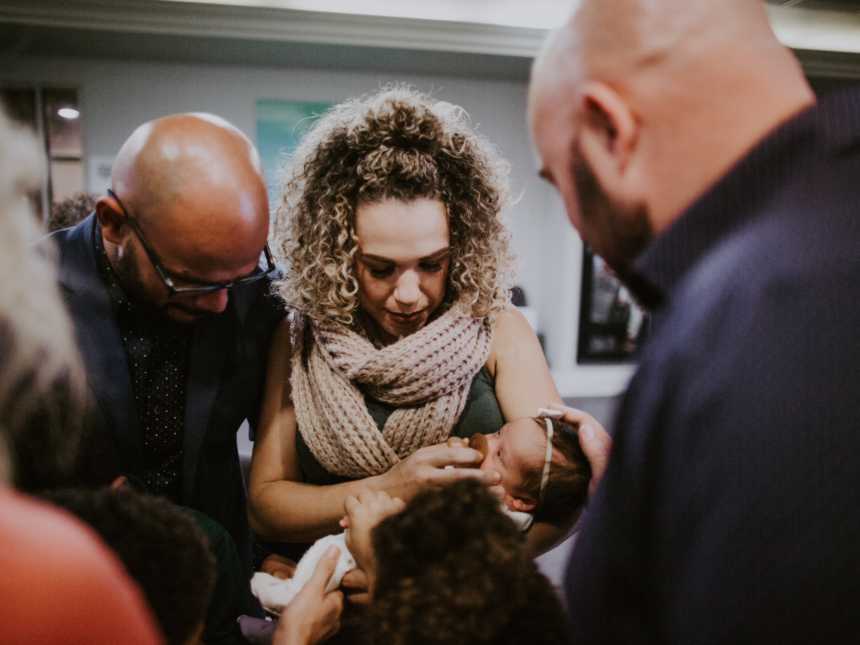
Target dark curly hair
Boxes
[273,86,514,326]
[2,368,88,493]
[48,192,97,232]
[366,480,569,645]
[521,417,592,525]
[44,487,216,645]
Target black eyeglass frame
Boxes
[107,189,280,298]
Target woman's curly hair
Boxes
[365,480,569,645]
[272,86,515,326]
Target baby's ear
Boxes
[504,492,537,513]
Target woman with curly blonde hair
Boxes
[248,87,566,587]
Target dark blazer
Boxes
[565,91,860,643]
[50,214,284,565]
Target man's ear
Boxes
[95,195,126,245]
[577,80,639,191]
[504,492,537,513]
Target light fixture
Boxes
[57,107,80,120]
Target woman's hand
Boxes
[273,546,344,645]
[341,490,406,602]
[547,403,612,496]
[379,443,501,502]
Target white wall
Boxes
[3,53,633,396]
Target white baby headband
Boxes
[536,407,563,499]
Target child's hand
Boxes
[342,490,406,595]
[340,567,371,606]
[274,546,344,645]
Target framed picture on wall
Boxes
[577,248,648,363]
[256,99,332,205]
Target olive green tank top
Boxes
[295,366,504,485]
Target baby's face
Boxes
[478,417,548,504]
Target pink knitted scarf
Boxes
[291,307,492,478]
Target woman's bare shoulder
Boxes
[493,305,535,339]
[486,306,538,374]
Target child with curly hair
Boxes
[345,480,570,645]
[45,487,216,645]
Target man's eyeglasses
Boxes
[107,189,281,298]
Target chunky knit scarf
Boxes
[291,307,492,478]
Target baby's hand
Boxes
[260,553,298,580]
[446,436,469,448]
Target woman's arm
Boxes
[248,320,498,543]
[488,312,614,555]
[248,319,372,541]
[487,307,569,556]
[487,306,562,420]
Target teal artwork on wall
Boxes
[255,99,331,206]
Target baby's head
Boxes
[472,415,591,523]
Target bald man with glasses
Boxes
[48,113,284,577]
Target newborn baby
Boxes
[251,410,591,614]
[450,409,592,530]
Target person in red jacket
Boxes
[0,489,162,645]
[0,110,162,645]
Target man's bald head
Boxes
[99,113,270,322]
[111,113,266,251]
[113,113,262,198]
[528,0,813,265]
[535,0,778,90]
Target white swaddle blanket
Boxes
[250,533,356,616]
[504,506,534,532]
